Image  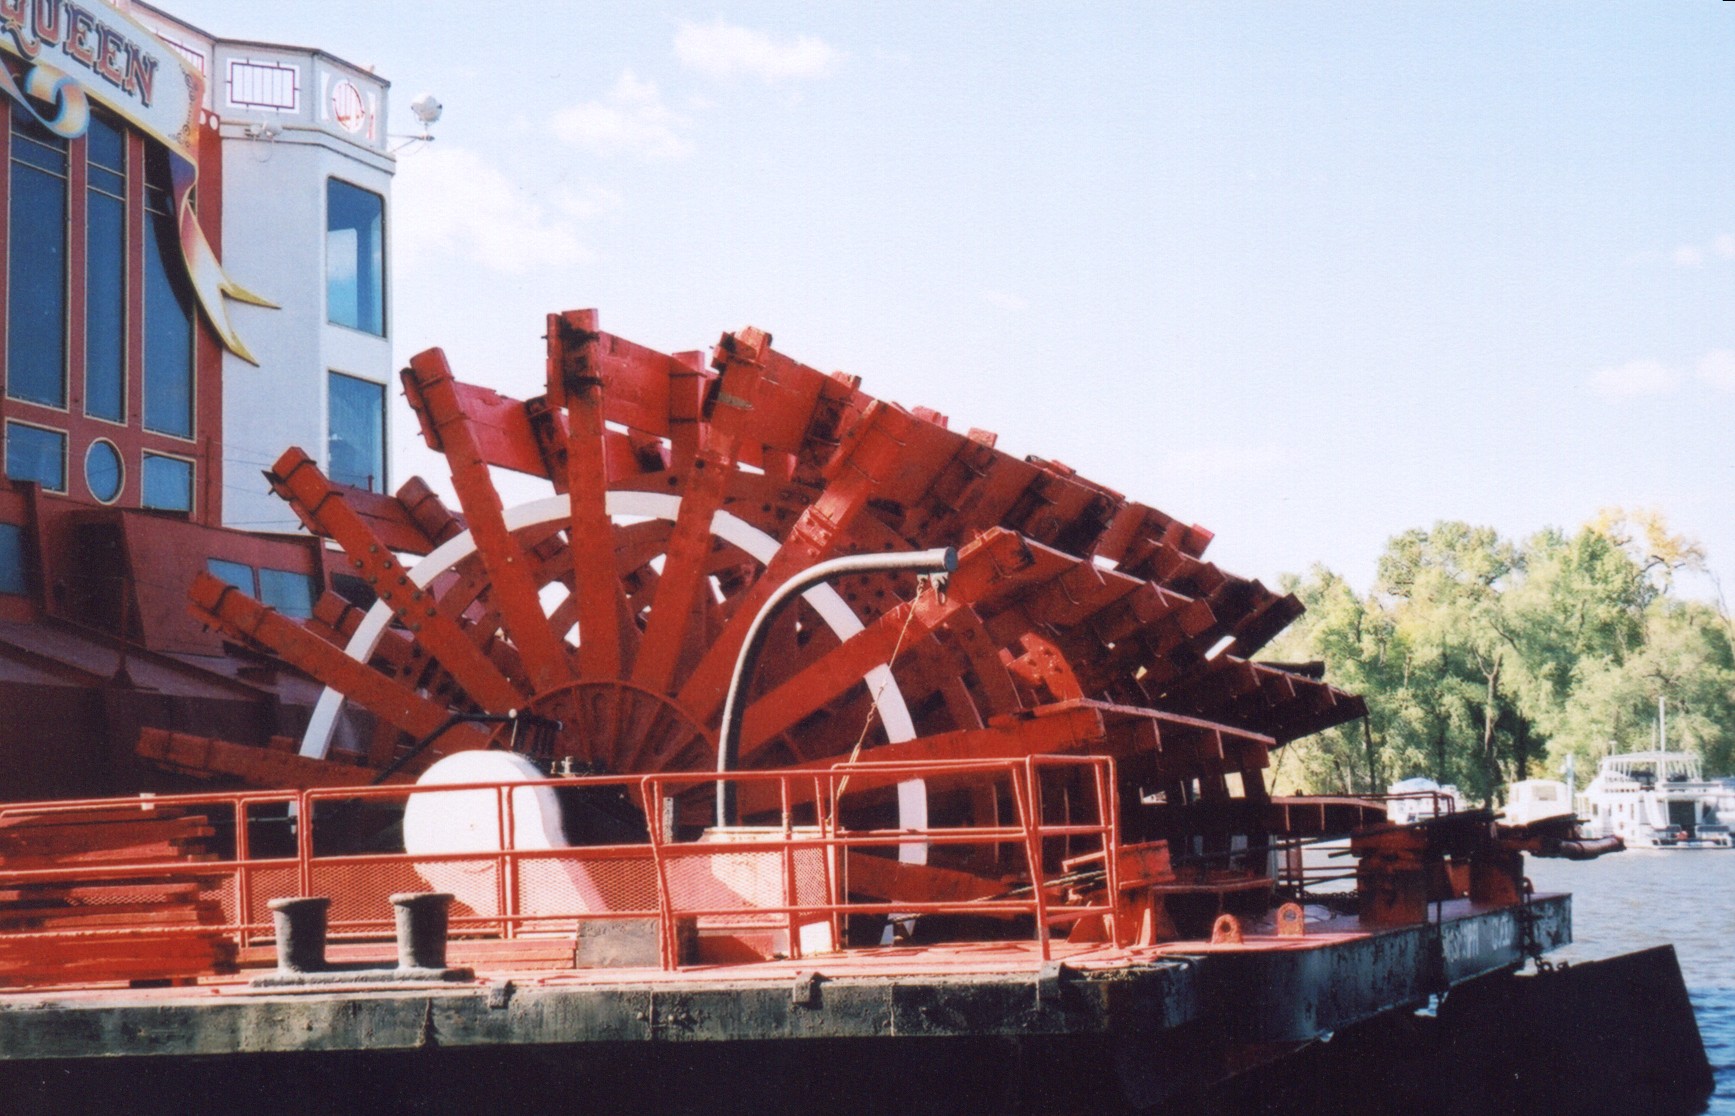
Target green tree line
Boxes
[1263,511,1735,804]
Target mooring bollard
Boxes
[268,896,331,974]
[391,892,454,971]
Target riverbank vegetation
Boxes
[1265,510,1735,803]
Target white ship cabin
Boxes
[1577,751,1733,850]
[1502,779,1573,826]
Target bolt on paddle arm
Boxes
[715,547,958,827]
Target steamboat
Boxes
[0,3,1713,1113]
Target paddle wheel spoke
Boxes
[265,448,525,712]
[547,311,634,679]
[403,349,574,694]
[188,573,492,753]
[630,333,767,695]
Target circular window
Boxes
[85,440,123,503]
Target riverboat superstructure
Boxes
[1577,751,1733,850]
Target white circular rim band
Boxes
[299,490,917,760]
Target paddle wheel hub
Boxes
[494,681,713,773]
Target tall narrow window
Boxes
[143,146,193,438]
[7,109,68,408]
[85,115,126,423]
[327,372,385,491]
[0,522,26,596]
[326,178,384,335]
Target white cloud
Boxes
[550,71,694,159]
[1590,358,1681,400]
[393,146,593,274]
[982,289,1029,312]
[553,183,624,221]
[675,19,839,83]
[1669,233,1735,266]
[1697,349,1735,392]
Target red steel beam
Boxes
[403,348,575,695]
[187,573,493,758]
[266,449,524,714]
[547,310,634,679]
[630,328,770,696]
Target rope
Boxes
[835,575,931,798]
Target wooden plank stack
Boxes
[0,805,239,987]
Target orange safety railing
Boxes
[0,755,1119,985]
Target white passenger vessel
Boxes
[1576,751,1734,849]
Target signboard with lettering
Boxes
[0,0,271,363]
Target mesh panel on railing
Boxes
[313,859,468,928]
[245,864,299,927]
[664,841,832,920]
[517,853,660,918]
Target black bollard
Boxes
[267,896,331,974]
[390,892,454,971]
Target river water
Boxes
[1527,851,1735,1115]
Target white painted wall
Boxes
[193,39,395,532]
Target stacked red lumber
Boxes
[0,805,238,986]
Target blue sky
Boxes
[169,1,1735,601]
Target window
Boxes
[7,109,68,408]
[0,522,26,595]
[259,567,315,619]
[85,115,126,423]
[6,422,65,491]
[326,178,384,335]
[141,452,192,512]
[328,372,385,491]
[203,559,314,618]
[143,147,193,438]
[227,59,299,112]
[84,439,122,503]
[206,557,253,590]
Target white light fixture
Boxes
[391,93,443,153]
[410,92,442,134]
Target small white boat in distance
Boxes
[1577,751,1734,850]
[1503,779,1575,827]
[1385,777,1465,824]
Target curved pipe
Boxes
[1538,834,1625,861]
[715,546,958,828]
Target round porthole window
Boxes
[85,440,123,504]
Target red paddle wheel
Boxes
[139,309,1367,929]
